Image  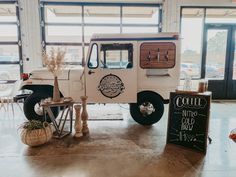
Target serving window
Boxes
[140,42,176,69]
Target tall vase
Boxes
[74,105,82,138]
[81,96,89,135]
[53,76,60,102]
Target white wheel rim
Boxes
[34,103,44,116]
[139,102,155,117]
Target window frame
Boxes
[40,2,162,65]
[180,6,236,80]
[0,1,22,78]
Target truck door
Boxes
[85,42,138,103]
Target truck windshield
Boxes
[100,43,133,69]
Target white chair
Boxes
[0,72,10,90]
[0,80,22,115]
[0,72,11,111]
[0,85,10,111]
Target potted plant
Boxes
[20,120,53,147]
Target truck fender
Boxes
[21,84,63,97]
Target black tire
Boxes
[23,92,59,122]
[130,91,164,125]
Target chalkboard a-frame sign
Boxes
[167,92,211,153]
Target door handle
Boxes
[88,70,95,75]
[147,51,151,61]
[157,48,160,62]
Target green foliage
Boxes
[22,120,49,130]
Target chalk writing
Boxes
[181,110,197,131]
[174,95,207,110]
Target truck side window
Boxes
[100,43,133,69]
[88,44,98,68]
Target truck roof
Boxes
[90,32,179,42]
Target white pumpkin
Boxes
[21,125,53,147]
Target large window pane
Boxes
[0,25,18,41]
[122,26,158,33]
[122,6,159,24]
[0,45,19,62]
[0,64,20,80]
[206,9,236,23]
[45,5,82,23]
[46,26,82,43]
[180,8,204,79]
[205,29,227,80]
[0,4,16,22]
[84,26,120,43]
[84,6,120,24]
[0,3,21,80]
[46,46,82,63]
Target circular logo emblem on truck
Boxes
[98,74,125,99]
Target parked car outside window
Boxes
[180,63,200,78]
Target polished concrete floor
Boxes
[0,102,236,177]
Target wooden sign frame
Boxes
[140,42,176,69]
[166,92,211,153]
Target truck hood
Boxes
[29,66,84,80]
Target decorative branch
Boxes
[42,47,66,76]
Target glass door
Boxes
[203,24,236,99]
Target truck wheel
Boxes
[130,91,164,125]
[23,92,59,122]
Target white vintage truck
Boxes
[21,32,180,125]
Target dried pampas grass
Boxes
[42,47,66,76]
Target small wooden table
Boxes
[41,99,74,138]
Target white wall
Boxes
[162,0,179,32]
[19,0,42,72]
